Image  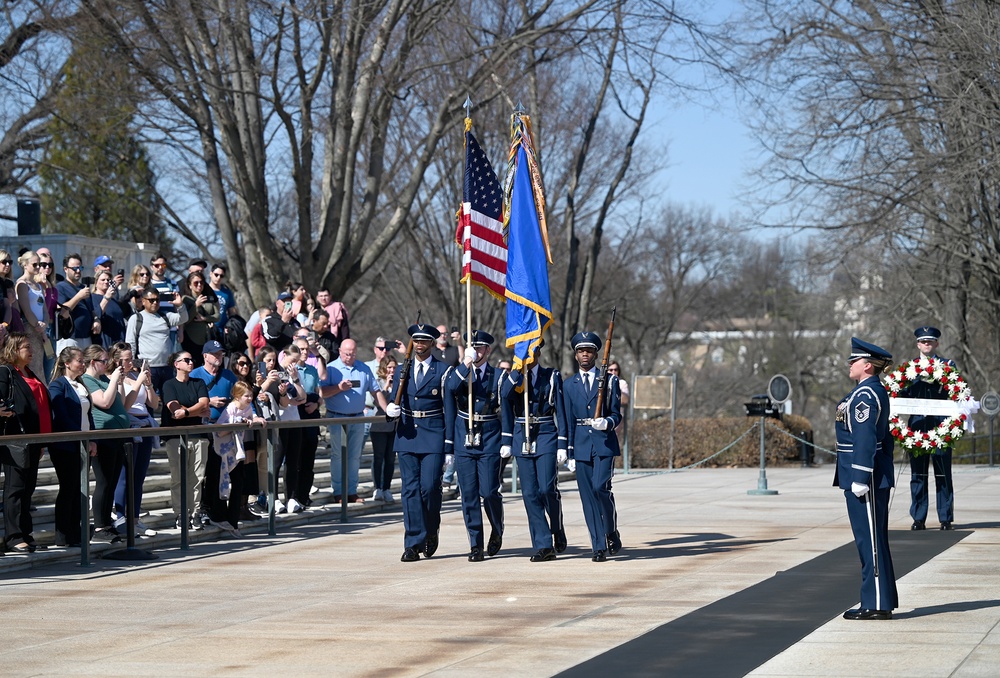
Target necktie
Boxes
[417,363,425,387]
[583,372,591,395]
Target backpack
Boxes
[222,313,248,354]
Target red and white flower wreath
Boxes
[883,356,972,455]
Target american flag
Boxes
[455,128,506,300]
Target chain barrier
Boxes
[626,423,759,474]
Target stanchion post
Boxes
[268,429,277,537]
[990,417,993,466]
[180,436,190,550]
[79,440,91,567]
[748,417,778,496]
[104,441,156,561]
[340,423,349,523]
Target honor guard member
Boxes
[563,332,623,562]
[499,343,568,562]
[836,337,898,620]
[442,330,505,562]
[904,326,957,530]
[386,323,452,562]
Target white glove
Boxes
[851,482,869,498]
[591,417,609,431]
[567,459,576,473]
[463,348,476,365]
[500,445,512,459]
[557,449,568,464]
[444,454,454,467]
[385,403,401,419]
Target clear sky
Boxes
[654,99,757,219]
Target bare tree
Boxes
[0,1,79,196]
[734,0,1000,388]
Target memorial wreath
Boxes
[883,356,972,455]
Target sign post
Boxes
[980,391,1000,467]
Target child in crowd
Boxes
[211,382,266,536]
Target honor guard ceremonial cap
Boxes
[914,326,941,342]
[571,332,601,350]
[408,323,440,340]
[849,337,892,363]
[463,330,495,347]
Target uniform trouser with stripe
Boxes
[575,456,617,552]
[455,452,503,549]
[845,487,898,611]
[397,450,444,550]
[909,449,954,524]
[517,453,562,550]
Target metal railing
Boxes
[1,414,384,567]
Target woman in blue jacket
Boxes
[48,347,96,547]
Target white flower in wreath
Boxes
[905,364,919,381]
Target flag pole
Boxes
[523,362,531,454]
[463,96,475,442]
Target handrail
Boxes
[0,414,386,446]
[0,413,388,568]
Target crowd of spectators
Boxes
[0,247,415,551]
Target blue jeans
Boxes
[329,421,365,496]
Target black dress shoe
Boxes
[400,548,421,562]
[424,530,439,557]
[487,530,502,557]
[469,547,484,562]
[911,521,926,531]
[592,550,607,562]
[554,529,567,554]
[843,608,892,620]
[940,522,954,530]
[606,530,622,556]
[530,547,556,562]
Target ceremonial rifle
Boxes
[394,310,421,406]
[593,306,617,419]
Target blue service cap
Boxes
[463,330,494,347]
[408,323,440,341]
[849,337,892,363]
[914,326,941,342]
[571,332,601,350]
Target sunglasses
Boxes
[38,262,52,268]
[67,266,82,272]
[152,262,167,268]
[143,297,160,302]
[176,357,194,364]
[235,361,250,368]
[376,345,389,350]
[0,259,11,265]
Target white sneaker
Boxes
[372,489,383,502]
[274,499,287,514]
[383,490,395,503]
[287,498,304,513]
[310,485,319,495]
[135,520,157,537]
[113,514,127,530]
